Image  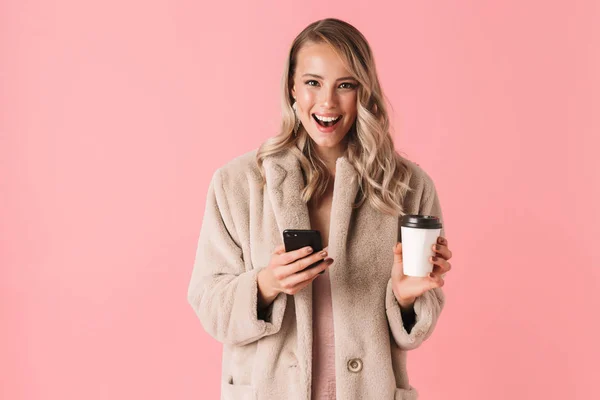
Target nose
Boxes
[319,86,338,108]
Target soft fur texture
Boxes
[187,149,446,400]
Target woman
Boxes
[188,18,453,400]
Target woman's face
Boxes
[291,42,359,152]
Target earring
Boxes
[292,101,301,135]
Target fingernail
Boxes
[305,247,313,253]
[320,250,327,257]
[432,256,438,262]
[438,237,445,244]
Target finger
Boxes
[393,242,403,264]
[431,266,449,281]
[430,255,451,274]
[283,249,330,276]
[432,243,453,261]
[431,262,451,277]
[283,258,332,288]
[277,245,316,265]
[273,244,286,255]
[392,242,404,278]
[427,273,445,289]
[288,277,313,295]
[280,258,333,290]
[437,236,448,246]
[282,270,323,295]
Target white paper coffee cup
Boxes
[399,215,443,277]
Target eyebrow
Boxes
[301,73,357,81]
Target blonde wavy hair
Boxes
[256,18,413,216]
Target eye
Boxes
[339,82,357,89]
[305,80,319,87]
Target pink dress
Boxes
[311,269,337,399]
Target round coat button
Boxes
[347,358,363,373]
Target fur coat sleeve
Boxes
[187,169,287,346]
[385,180,446,351]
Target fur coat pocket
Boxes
[221,376,256,400]
[394,386,418,400]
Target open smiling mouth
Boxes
[312,114,342,128]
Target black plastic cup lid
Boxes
[400,214,442,229]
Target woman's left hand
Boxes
[391,236,453,308]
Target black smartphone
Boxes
[282,229,325,273]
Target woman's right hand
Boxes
[257,244,333,308]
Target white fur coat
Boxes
[187,149,446,400]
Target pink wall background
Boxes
[2,1,599,399]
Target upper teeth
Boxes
[315,115,340,122]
